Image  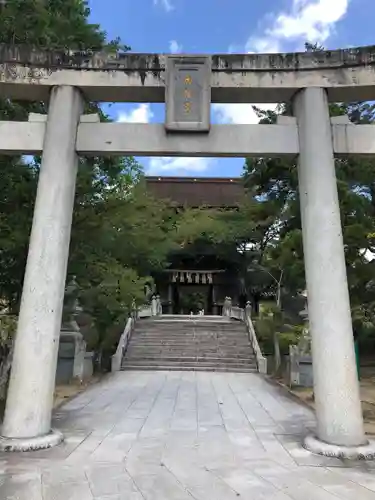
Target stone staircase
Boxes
[121,316,257,372]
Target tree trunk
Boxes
[273,331,282,375]
[273,282,282,375]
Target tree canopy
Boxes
[243,97,375,342]
[0,0,175,360]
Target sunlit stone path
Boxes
[1,370,375,499]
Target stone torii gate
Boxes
[0,44,375,458]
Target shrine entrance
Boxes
[172,283,213,315]
[0,46,375,458]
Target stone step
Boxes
[134,334,246,338]
[131,338,249,343]
[122,316,256,373]
[129,350,252,354]
[122,359,256,368]
[130,344,252,348]
[136,324,244,329]
[137,322,244,327]
[140,315,230,322]
[133,340,249,344]
[129,338,250,342]
[121,365,257,373]
[139,324,233,328]
[124,356,256,364]
[131,334,248,338]
[133,332,247,337]
[128,348,252,354]
[126,348,254,355]
[128,341,252,346]
[127,355,255,360]
[132,331,248,334]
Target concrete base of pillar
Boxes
[0,429,63,452]
[304,435,375,460]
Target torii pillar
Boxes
[294,87,375,459]
[0,86,83,451]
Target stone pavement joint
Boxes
[1,370,375,499]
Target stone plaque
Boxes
[165,56,211,132]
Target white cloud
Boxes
[247,0,350,53]
[117,104,154,123]
[213,104,268,124]
[153,0,173,12]
[116,105,212,176]
[220,0,350,125]
[147,157,212,175]
[169,40,182,54]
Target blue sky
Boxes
[88,0,374,178]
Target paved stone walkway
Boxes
[1,371,375,499]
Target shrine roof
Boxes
[145,176,245,208]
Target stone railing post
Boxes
[151,295,157,316]
[289,345,300,387]
[223,296,232,317]
[156,295,162,316]
[245,301,252,318]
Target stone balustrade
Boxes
[225,300,267,375]
[111,316,134,373]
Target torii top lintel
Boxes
[0,44,375,103]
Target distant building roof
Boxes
[145,176,245,207]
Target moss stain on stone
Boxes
[1,43,375,87]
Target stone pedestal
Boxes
[56,331,86,384]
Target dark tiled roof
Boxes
[145,176,245,207]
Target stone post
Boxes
[294,88,373,458]
[151,295,157,316]
[0,86,83,451]
[223,297,232,317]
[156,295,162,316]
[289,345,300,387]
[245,301,252,317]
[168,283,173,314]
[227,297,232,317]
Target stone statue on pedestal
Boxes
[223,297,232,317]
[59,276,86,382]
[61,275,81,333]
[298,290,311,355]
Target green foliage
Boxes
[0,314,17,403]
[179,291,205,314]
[0,314,17,346]
[242,50,375,342]
[0,0,128,51]
[0,1,174,363]
[1,5,375,373]
[255,304,302,355]
[80,267,149,352]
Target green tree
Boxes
[243,89,375,351]
[0,1,178,371]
